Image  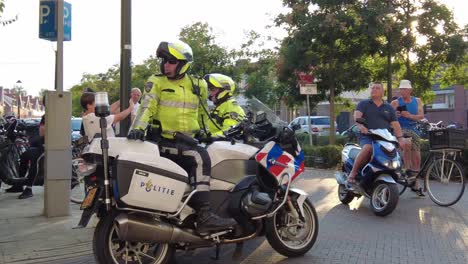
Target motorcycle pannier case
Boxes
[113,154,189,213]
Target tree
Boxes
[276,0,374,144]
[235,31,281,107]
[0,0,18,26]
[364,0,465,98]
[412,1,466,96]
[178,22,234,78]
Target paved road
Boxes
[1,169,467,264]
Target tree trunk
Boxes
[329,83,335,145]
[387,40,393,103]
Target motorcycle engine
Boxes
[241,188,272,217]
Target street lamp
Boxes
[14,80,22,118]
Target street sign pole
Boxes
[306,95,313,146]
[300,83,317,146]
[40,0,72,217]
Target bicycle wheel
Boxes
[425,158,465,206]
[70,171,87,204]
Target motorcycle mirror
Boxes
[291,123,301,131]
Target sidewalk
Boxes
[1,169,467,264]
[0,186,95,264]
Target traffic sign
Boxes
[300,84,317,95]
[39,0,72,41]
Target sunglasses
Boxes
[164,58,178,65]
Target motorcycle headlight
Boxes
[391,160,400,169]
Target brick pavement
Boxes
[0,169,467,264]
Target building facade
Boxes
[0,86,44,118]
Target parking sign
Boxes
[39,0,72,41]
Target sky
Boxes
[0,0,466,97]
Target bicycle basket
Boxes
[428,128,468,150]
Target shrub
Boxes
[297,133,349,147]
[302,144,342,169]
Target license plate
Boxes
[80,187,97,210]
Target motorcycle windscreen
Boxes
[255,141,305,183]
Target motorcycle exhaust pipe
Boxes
[114,213,206,244]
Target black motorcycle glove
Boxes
[127,129,145,141]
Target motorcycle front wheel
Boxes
[370,181,399,217]
[265,198,318,257]
[93,211,175,264]
[338,184,354,204]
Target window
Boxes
[311,117,330,125]
[447,94,455,109]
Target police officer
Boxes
[128,40,236,234]
[205,73,245,136]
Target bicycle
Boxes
[69,136,90,204]
[397,141,466,207]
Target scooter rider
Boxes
[205,73,245,136]
[128,40,236,234]
[348,82,407,184]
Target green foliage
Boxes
[297,134,349,147]
[438,55,468,87]
[302,144,342,168]
[276,0,374,143]
[178,22,234,78]
[69,65,121,116]
[0,0,18,26]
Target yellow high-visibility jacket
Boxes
[208,98,245,136]
[133,74,208,139]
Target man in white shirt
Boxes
[80,92,134,141]
[130,87,142,122]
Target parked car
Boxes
[289,116,338,136]
[71,117,82,141]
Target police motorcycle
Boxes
[76,95,318,264]
[336,118,401,216]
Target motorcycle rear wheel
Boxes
[266,198,318,257]
[338,184,354,204]
[93,211,175,264]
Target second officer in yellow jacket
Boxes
[204,73,245,136]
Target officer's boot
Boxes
[193,192,236,234]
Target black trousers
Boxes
[19,147,44,187]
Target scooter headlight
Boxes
[391,160,400,169]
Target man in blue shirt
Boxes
[348,82,406,183]
[391,80,425,196]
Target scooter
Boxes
[335,118,402,216]
[76,96,319,264]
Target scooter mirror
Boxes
[291,123,301,131]
[356,118,366,125]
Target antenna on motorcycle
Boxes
[94,92,111,211]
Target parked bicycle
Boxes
[397,128,466,206]
[69,136,90,204]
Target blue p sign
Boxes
[39,0,72,41]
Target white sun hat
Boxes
[399,79,412,89]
